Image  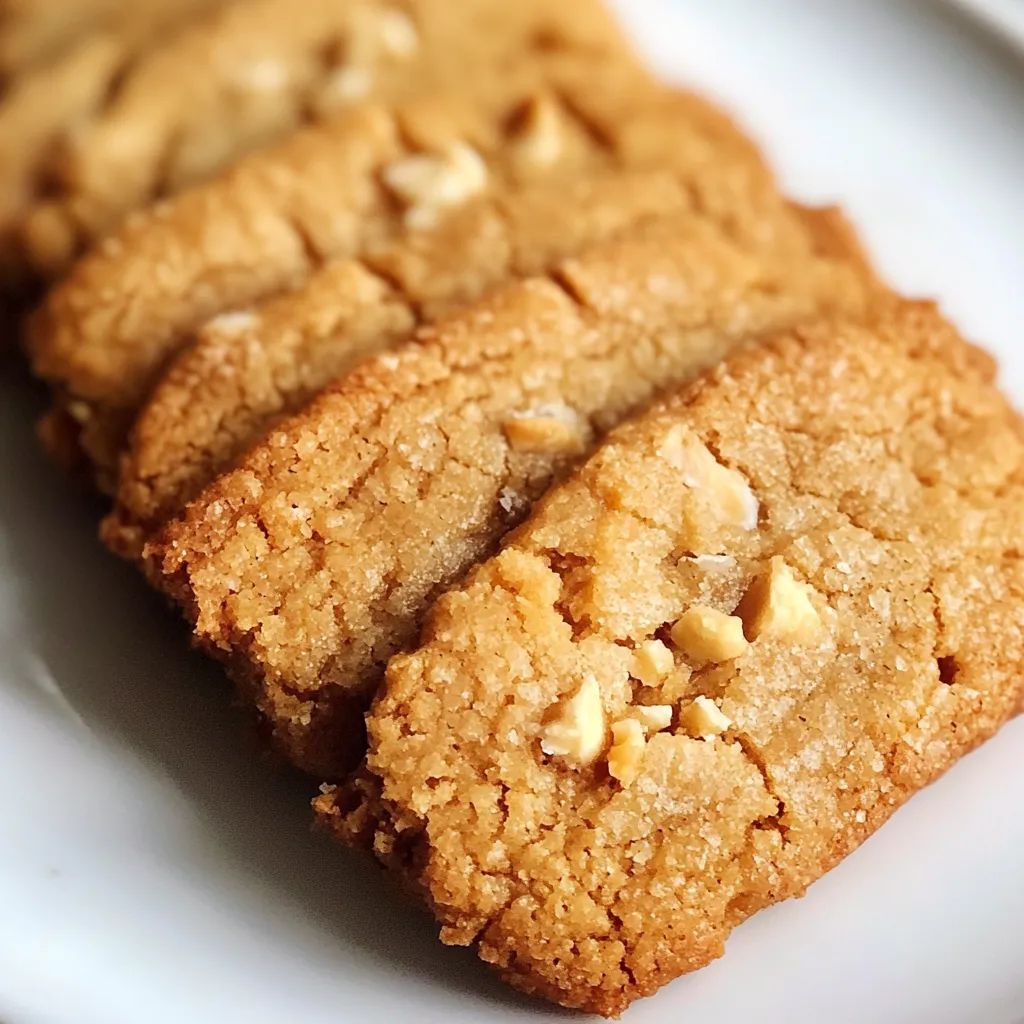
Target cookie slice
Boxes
[145,206,882,778]
[0,0,229,297]
[28,82,763,490]
[317,304,1024,1016]
[14,0,644,284]
[103,167,752,559]
[0,0,220,79]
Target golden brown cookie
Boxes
[317,303,1024,1016]
[27,78,771,492]
[145,206,882,779]
[25,26,676,492]
[0,0,220,79]
[0,0,230,297]
[14,0,645,284]
[102,160,826,560]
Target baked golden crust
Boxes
[28,80,766,490]
[317,303,1023,1016]
[13,0,644,284]
[145,206,881,778]
[0,0,229,297]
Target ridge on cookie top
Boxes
[319,303,1024,1016]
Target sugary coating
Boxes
[319,304,1024,1016]
[146,206,881,777]
[0,0,227,295]
[28,76,769,489]
[15,0,645,282]
[103,168,736,558]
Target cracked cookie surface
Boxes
[28,80,763,489]
[318,303,1024,1016]
[146,206,881,778]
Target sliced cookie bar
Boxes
[103,168,698,558]
[0,0,221,79]
[318,303,1024,1016]
[28,82,764,490]
[0,0,230,296]
[145,207,882,778]
[14,0,644,283]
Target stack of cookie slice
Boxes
[13,0,1024,1016]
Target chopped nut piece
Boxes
[659,425,758,530]
[540,675,605,766]
[607,718,646,786]
[691,554,736,573]
[631,639,674,686]
[629,704,673,734]
[67,399,93,424]
[671,606,749,663]
[378,9,419,57]
[512,95,564,171]
[235,58,289,95]
[680,695,731,740]
[504,406,584,454]
[738,557,821,641]
[382,142,488,229]
[206,310,259,336]
[314,66,373,113]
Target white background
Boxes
[1,2,1023,1021]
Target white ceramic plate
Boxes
[2,2,1023,1022]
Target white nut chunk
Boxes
[607,718,646,787]
[630,639,675,686]
[680,696,732,740]
[629,704,673,734]
[660,425,758,530]
[512,95,564,171]
[378,9,419,57]
[540,675,605,766]
[383,141,488,230]
[738,557,821,641]
[671,606,749,663]
[504,403,584,454]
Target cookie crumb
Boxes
[738,558,821,642]
[607,718,646,786]
[540,675,605,766]
[680,695,731,739]
[671,606,749,663]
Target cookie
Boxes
[0,0,228,296]
[145,206,882,778]
[0,0,219,79]
[14,0,645,285]
[104,163,789,559]
[317,303,1024,1016]
[27,58,692,491]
